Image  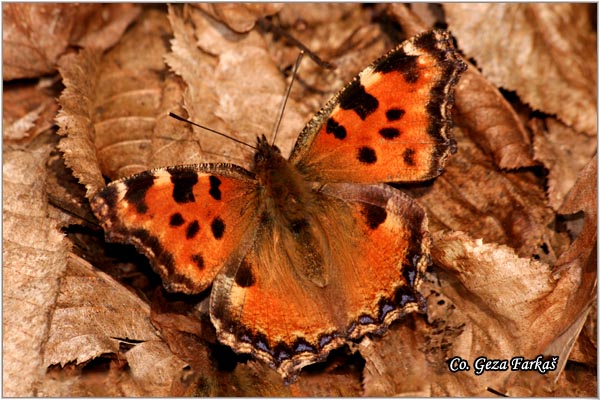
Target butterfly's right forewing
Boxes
[92,164,259,294]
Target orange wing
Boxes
[92,164,259,294]
[210,182,429,381]
[290,30,466,184]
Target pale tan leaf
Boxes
[57,9,172,188]
[43,254,159,367]
[3,147,69,397]
[166,4,304,166]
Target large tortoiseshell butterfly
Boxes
[92,30,466,381]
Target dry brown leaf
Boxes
[389,3,535,169]
[278,4,386,98]
[194,3,283,33]
[445,3,597,136]
[124,341,190,396]
[531,117,597,211]
[3,79,59,143]
[3,147,69,397]
[3,4,74,80]
[454,69,536,169]
[3,4,140,81]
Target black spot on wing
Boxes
[235,259,255,287]
[338,80,379,120]
[124,172,156,214]
[209,176,222,200]
[374,49,420,84]
[325,117,347,140]
[169,169,198,203]
[186,220,200,239]
[357,146,377,164]
[211,217,225,239]
[191,253,204,269]
[169,213,185,227]
[361,203,387,230]
[379,127,400,139]
[386,108,405,121]
[403,148,415,166]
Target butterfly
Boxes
[91,30,466,381]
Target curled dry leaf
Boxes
[56,49,106,198]
[454,69,535,169]
[445,3,597,136]
[3,4,141,81]
[194,3,283,33]
[531,117,597,211]
[555,154,597,279]
[3,147,69,397]
[57,9,172,191]
[389,3,535,169]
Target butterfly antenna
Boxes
[169,112,257,151]
[271,50,304,146]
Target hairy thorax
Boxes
[253,136,331,287]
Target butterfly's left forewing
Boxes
[290,30,466,184]
[92,164,259,294]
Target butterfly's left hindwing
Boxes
[210,182,429,381]
[92,165,258,294]
[290,30,466,184]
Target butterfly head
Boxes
[254,135,284,170]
